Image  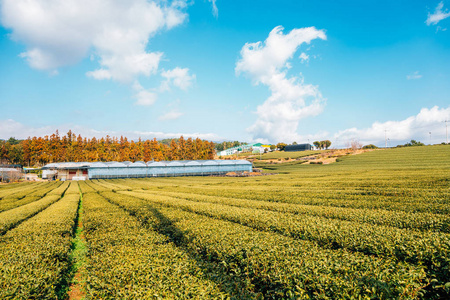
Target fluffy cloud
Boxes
[1,0,187,82]
[236,26,327,143]
[0,119,220,141]
[158,111,184,121]
[334,106,450,146]
[426,1,450,25]
[133,82,157,106]
[160,67,196,91]
[407,71,422,80]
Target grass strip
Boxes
[67,183,87,300]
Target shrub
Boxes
[363,144,378,149]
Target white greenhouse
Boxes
[41,160,252,180]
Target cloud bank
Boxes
[334,106,450,146]
[1,0,186,80]
[236,26,327,143]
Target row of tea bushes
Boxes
[106,175,450,215]
[0,184,69,236]
[99,190,427,299]
[0,195,42,213]
[65,181,81,195]
[0,193,80,299]
[121,190,450,290]
[78,181,97,194]
[47,181,70,196]
[82,192,226,299]
[131,189,450,233]
[0,181,43,200]
[0,182,66,213]
[0,181,61,202]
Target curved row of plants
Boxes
[117,189,450,292]
[0,184,69,236]
[95,188,428,299]
[128,189,450,233]
[82,192,227,299]
[0,192,80,298]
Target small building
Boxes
[285,144,313,152]
[218,143,273,156]
[42,162,90,180]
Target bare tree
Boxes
[350,139,362,150]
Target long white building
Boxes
[42,160,253,180]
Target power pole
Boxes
[445,120,449,144]
[384,129,388,148]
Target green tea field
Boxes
[0,145,449,299]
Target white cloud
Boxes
[236,26,327,143]
[135,90,158,106]
[407,71,422,80]
[158,111,184,121]
[334,106,450,146]
[208,0,218,18]
[1,0,187,82]
[299,52,309,63]
[160,67,196,91]
[0,119,220,141]
[426,1,450,25]
[133,81,157,106]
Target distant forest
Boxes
[0,131,216,166]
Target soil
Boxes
[249,148,376,165]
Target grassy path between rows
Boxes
[67,186,87,300]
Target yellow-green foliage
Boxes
[0,182,66,217]
[97,190,426,298]
[78,181,96,194]
[0,194,62,235]
[0,181,60,202]
[0,181,43,199]
[83,192,226,299]
[47,181,70,196]
[0,193,79,299]
[64,181,80,195]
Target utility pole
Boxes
[429,132,432,145]
[445,120,449,144]
[384,129,388,148]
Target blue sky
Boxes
[0,0,449,147]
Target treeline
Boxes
[215,141,246,151]
[0,131,216,166]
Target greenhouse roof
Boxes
[148,161,166,167]
[108,162,126,168]
[129,162,147,167]
[202,160,219,166]
[90,162,108,168]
